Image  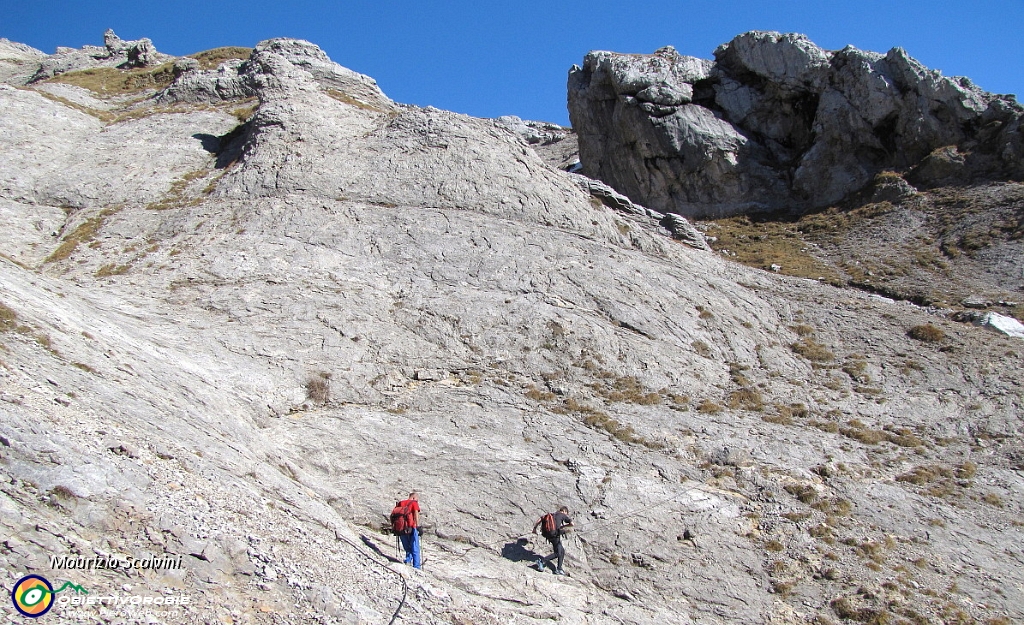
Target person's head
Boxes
[409,492,418,501]
[558,505,569,514]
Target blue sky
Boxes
[3,1,1022,125]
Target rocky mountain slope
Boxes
[1,32,1022,625]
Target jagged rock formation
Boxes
[27,29,172,83]
[1,32,1023,625]
[569,32,1024,218]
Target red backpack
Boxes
[539,513,557,539]
[390,501,414,535]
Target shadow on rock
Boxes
[360,534,402,564]
[501,537,541,563]
[192,133,221,154]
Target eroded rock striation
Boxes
[569,32,1024,218]
[1,31,1022,625]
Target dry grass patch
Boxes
[790,337,834,362]
[810,419,840,433]
[703,216,842,283]
[785,483,819,504]
[556,397,663,449]
[28,88,117,121]
[95,263,130,277]
[230,100,259,122]
[897,462,976,499]
[809,523,835,543]
[591,374,662,405]
[45,207,121,263]
[981,492,1004,507]
[146,169,210,210]
[305,371,331,405]
[782,511,812,522]
[188,46,253,69]
[728,388,764,411]
[830,597,888,623]
[696,399,722,414]
[762,412,792,425]
[0,302,18,333]
[46,63,176,97]
[812,498,853,518]
[325,89,393,115]
[692,340,712,358]
[908,324,945,342]
[842,357,869,383]
[524,385,555,402]
[768,402,809,425]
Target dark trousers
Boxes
[542,537,565,570]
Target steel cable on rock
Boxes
[331,530,409,625]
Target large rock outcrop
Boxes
[28,29,172,83]
[0,39,46,85]
[569,31,1024,218]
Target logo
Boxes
[11,575,54,618]
[10,575,88,618]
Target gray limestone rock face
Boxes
[1,33,1022,625]
[569,30,1024,218]
[0,39,46,85]
[495,116,581,171]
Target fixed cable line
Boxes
[332,530,409,625]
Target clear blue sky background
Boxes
[3,1,1022,125]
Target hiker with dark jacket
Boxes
[392,492,422,569]
[532,505,573,575]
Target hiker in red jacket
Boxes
[532,505,573,575]
[393,492,421,569]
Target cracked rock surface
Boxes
[0,33,1022,624]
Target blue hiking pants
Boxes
[400,527,421,568]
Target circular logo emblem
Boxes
[11,575,54,618]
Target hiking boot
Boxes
[534,558,545,571]
[554,569,567,576]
